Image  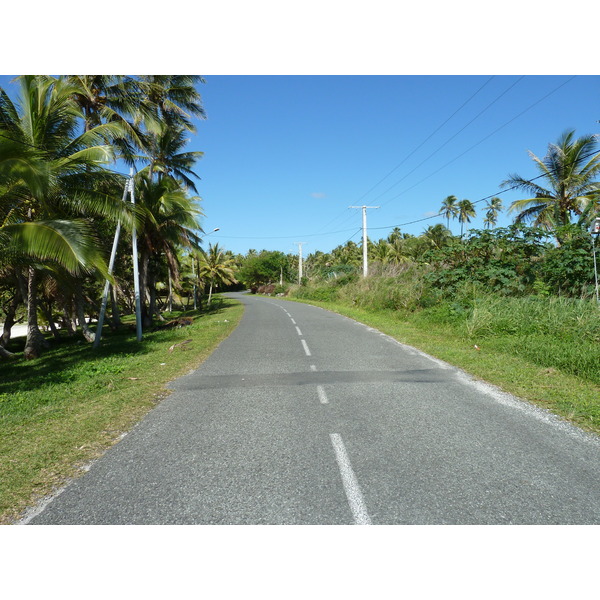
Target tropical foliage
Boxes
[198,243,237,305]
[0,75,211,360]
[503,130,600,238]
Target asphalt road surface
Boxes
[25,292,600,524]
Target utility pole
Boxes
[591,217,600,303]
[295,242,306,284]
[129,171,143,342]
[93,169,142,347]
[93,178,128,349]
[349,205,379,277]
[191,256,197,310]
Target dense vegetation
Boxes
[0,75,243,361]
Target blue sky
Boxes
[193,75,600,255]
[1,74,598,258]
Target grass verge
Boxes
[0,297,244,524]
[285,296,600,436]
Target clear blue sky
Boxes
[194,75,599,256]
[1,74,598,257]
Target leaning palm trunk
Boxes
[207,281,214,306]
[138,251,152,328]
[40,302,61,340]
[75,286,95,342]
[0,345,15,359]
[110,286,122,328]
[24,267,50,360]
[1,290,21,348]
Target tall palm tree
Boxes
[134,174,203,326]
[483,196,503,229]
[0,76,125,357]
[134,76,206,183]
[136,75,206,133]
[440,195,459,231]
[457,199,476,237]
[502,130,600,237]
[198,243,237,306]
[139,123,203,193]
[60,75,145,166]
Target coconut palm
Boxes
[139,123,204,193]
[369,239,392,264]
[457,199,476,237]
[136,75,206,133]
[133,174,203,326]
[502,130,600,237]
[60,75,146,165]
[134,76,206,183]
[483,196,503,229]
[440,195,459,230]
[422,223,453,249]
[198,243,237,306]
[0,75,127,357]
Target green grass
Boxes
[286,293,600,436]
[0,297,244,524]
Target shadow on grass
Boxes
[0,298,236,397]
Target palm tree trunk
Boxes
[75,286,95,342]
[110,285,122,328]
[24,267,50,359]
[1,291,21,348]
[208,282,213,306]
[41,302,61,340]
[139,251,152,328]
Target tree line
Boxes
[0,75,220,360]
[232,130,600,297]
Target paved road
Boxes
[26,292,600,524]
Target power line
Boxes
[310,76,497,236]
[355,76,497,204]
[378,76,577,209]
[206,143,599,243]
[373,76,525,207]
[369,144,600,233]
[310,75,577,240]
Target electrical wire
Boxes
[368,144,600,233]
[377,76,578,210]
[355,76,497,204]
[372,76,525,207]
[309,76,497,235]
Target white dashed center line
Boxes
[301,339,311,356]
[295,326,303,336]
[317,385,328,404]
[330,434,372,525]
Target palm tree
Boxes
[369,239,392,265]
[0,76,124,357]
[457,199,476,237]
[483,196,503,229]
[439,195,459,230]
[422,223,453,249]
[502,130,600,237]
[134,76,206,182]
[136,75,206,133]
[198,243,237,306]
[60,75,145,165]
[139,123,203,193]
[134,174,203,326]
